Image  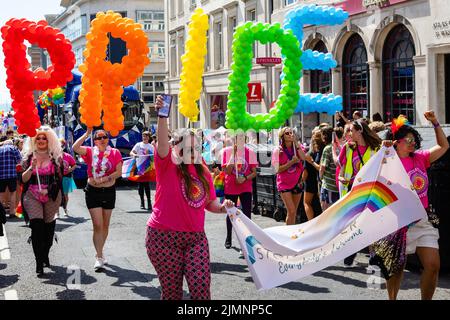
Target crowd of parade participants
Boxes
[0,98,448,300]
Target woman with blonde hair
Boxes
[20,126,64,276]
[272,127,311,225]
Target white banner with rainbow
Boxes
[228,146,427,290]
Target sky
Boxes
[0,0,65,111]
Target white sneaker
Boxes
[94,257,105,270]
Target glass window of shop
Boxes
[383,25,416,124]
[343,34,369,119]
[310,41,331,94]
[137,10,164,31]
[210,95,227,129]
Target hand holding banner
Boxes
[230,146,426,290]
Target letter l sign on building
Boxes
[247,83,262,103]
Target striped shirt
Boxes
[320,144,338,193]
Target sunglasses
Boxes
[401,137,415,145]
[284,131,293,136]
[36,137,47,141]
[94,136,109,141]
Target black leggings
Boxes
[225,192,252,240]
[138,182,151,203]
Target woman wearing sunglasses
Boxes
[371,111,449,300]
[73,129,123,270]
[272,127,311,225]
[20,126,64,276]
[145,96,234,300]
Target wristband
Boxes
[433,122,440,128]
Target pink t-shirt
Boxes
[62,152,76,176]
[81,147,123,178]
[399,150,431,209]
[272,146,304,191]
[221,146,257,195]
[338,144,369,184]
[147,146,217,232]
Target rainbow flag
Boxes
[228,146,427,290]
[214,171,225,198]
[122,158,136,178]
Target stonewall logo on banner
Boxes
[228,146,427,290]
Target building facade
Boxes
[166,0,450,141]
[46,0,166,125]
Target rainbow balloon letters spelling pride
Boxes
[284,4,348,115]
[178,8,209,122]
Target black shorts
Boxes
[279,183,303,195]
[0,178,17,193]
[84,184,116,210]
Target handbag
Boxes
[48,158,62,201]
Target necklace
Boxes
[92,146,111,178]
[35,149,48,154]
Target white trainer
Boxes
[94,257,105,270]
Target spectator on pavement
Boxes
[0,134,22,218]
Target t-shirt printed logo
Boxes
[181,175,207,208]
[408,167,428,199]
[232,156,248,175]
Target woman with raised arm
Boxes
[145,95,234,300]
[72,128,122,271]
[371,111,449,300]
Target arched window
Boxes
[383,25,416,123]
[343,34,369,118]
[310,41,331,94]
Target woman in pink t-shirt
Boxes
[73,129,123,271]
[272,127,311,225]
[371,111,449,300]
[146,96,234,300]
[221,132,257,251]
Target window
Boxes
[190,0,196,8]
[214,21,223,69]
[149,41,165,59]
[141,75,165,105]
[177,31,185,75]
[137,10,165,31]
[178,0,184,15]
[247,9,257,58]
[61,15,87,41]
[170,34,177,76]
[170,0,176,18]
[343,34,370,118]
[383,25,416,124]
[205,29,210,71]
[284,0,296,6]
[228,16,237,65]
[310,41,331,94]
[74,46,85,67]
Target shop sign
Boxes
[433,20,450,39]
[256,57,282,66]
[247,83,262,103]
[362,0,389,8]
